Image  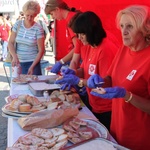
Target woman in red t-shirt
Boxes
[0,17,10,61]
[45,0,81,74]
[55,11,118,131]
[87,5,150,150]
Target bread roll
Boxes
[18,94,28,102]
[26,96,40,106]
[9,99,23,111]
[19,103,31,112]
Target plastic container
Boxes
[43,90,49,101]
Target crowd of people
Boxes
[1,0,150,150]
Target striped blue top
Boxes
[12,20,44,62]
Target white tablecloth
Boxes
[7,81,115,147]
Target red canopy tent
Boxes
[54,0,150,60]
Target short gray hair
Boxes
[22,0,40,15]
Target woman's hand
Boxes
[87,74,104,88]
[90,86,126,99]
[55,74,80,85]
[27,66,34,75]
[12,55,19,67]
[51,62,63,74]
[61,68,76,75]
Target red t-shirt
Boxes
[65,11,77,52]
[74,31,120,62]
[74,39,85,60]
[0,24,10,41]
[108,46,150,150]
[81,38,118,113]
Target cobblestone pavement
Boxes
[0,60,10,150]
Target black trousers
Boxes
[80,93,92,111]
[93,111,111,131]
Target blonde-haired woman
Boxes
[8,0,45,75]
[87,5,150,150]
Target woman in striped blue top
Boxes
[8,0,45,75]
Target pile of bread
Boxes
[46,90,81,110]
[8,95,44,113]
[12,74,38,83]
[7,90,81,113]
[7,117,95,150]
[6,127,68,150]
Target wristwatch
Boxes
[78,79,84,87]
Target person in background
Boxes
[0,17,10,61]
[86,5,150,150]
[8,0,45,75]
[44,0,80,74]
[16,11,25,20]
[55,11,118,131]
[34,14,50,48]
[49,19,54,47]
[11,15,17,27]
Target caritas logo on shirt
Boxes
[126,70,137,81]
[89,64,96,75]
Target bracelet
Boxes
[125,92,133,103]
[60,59,65,64]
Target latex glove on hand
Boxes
[50,62,63,74]
[55,74,80,85]
[61,68,75,75]
[61,83,87,96]
[87,74,104,88]
[90,86,126,99]
[60,83,73,91]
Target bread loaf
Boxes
[19,103,31,112]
